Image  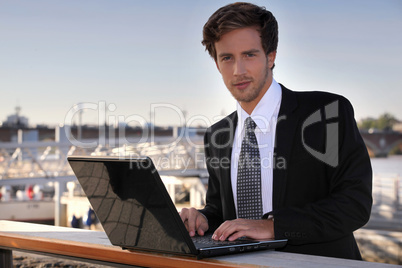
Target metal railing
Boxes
[373,173,402,210]
[0,135,206,179]
[0,135,208,226]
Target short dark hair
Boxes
[202,2,278,63]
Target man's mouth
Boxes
[234,81,251,90]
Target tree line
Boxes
[358,113,400,131]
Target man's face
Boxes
[214,27,276,114]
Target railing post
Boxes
[0,249,13,268]
[395,178,400,210]
[54,180,66,226]
[17,129,23,162]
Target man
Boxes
[180,2,372,260]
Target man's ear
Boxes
[215,59,221,73]
[267,51,277,69]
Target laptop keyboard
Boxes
[192,234,248,246]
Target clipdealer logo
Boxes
[301,100,339,168]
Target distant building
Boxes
[392,122,402,133]
[0,106,195,143]
[2,106,29,128]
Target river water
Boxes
[370,155,402,177]
[370,155,402,210]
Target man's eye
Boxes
[222,56,231,61]
[246,53,255,57]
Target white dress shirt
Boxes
[231,79,282,217]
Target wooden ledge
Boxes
[0,221,256,268]
[1,221,400,268]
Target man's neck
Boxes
[240,77,272,115]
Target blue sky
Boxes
[1,0,401,128]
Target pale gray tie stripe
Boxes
[237,117,263,220]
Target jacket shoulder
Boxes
[206,111,237,134]
[280,84,353,115]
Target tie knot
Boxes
[245,117,257,131]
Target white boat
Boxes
[0,200,54,223]
[0,185,55,224]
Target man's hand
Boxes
[212,218,274,241]
[179,207,209,237]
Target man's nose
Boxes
[233,59,246,76]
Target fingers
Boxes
[186,208,199,236]
[179,207,209,237]
[213,219,274,241]
[179,207,190,224]
[213,219,247,241]
[196,213,209,236]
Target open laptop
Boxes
[67,156,287,258]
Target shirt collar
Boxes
[236,79,282,134]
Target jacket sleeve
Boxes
[199,130,224,231]
[267,97,373,245]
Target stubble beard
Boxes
[228,65,271,103]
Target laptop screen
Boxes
[68,157,196,255]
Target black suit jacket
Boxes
[199,84,372,260]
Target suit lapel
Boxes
[217,112,237,219]
[273,85,299,209]
[215,85,299,214]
